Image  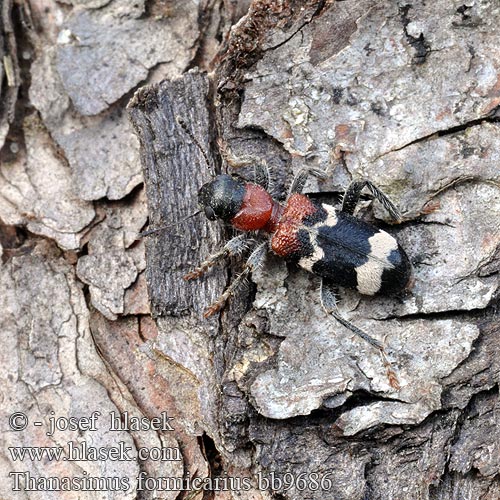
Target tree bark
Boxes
[1,1,499,500]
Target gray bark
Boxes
[0,0,19,147]
[1,1,499,500]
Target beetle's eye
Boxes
[204,206,216,220]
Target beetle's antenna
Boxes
[176,116,216,177]
[138,210,202,238]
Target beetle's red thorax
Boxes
[271,193,317,256]
[231,183,282,231]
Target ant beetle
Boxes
[150,119,413,389]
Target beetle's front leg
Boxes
[184,234,251,280]
[341,179,402,222]
[253,162,271,191]
[217,138,272,190]
[288,167,328,196]
[204,241,268,317]
[320,278,400,390]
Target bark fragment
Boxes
[0,0,20,150]
[0,114,95,250]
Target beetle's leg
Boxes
[320,278,401,390]
[254,162,271,190]
[217,138,271,190]
[341,180,402,222]
[204,242,267,317]
[288,167,328,196]
[184,235,252,280]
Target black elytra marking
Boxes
[291,204,409,295]
[283,201,327,261]
[313,212,379,291]
[379,246,412,294]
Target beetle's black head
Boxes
[198,174,246,222]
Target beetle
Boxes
[153,119,413,389]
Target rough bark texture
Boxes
[0,0,19,148]
[1,1,499,500]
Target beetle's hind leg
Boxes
[184,234,252,280]
[320,278,401,390]
[342,179,402,222]
[204,242,268,318]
